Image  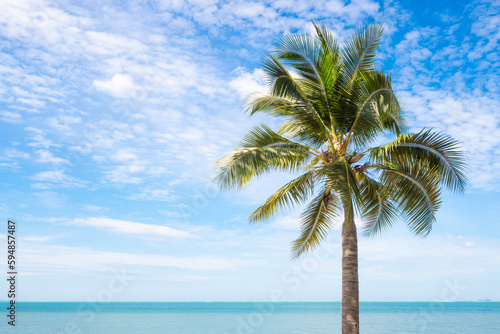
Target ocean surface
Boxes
[1,302,499,333]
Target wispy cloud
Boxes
[21,243,237,275]
[0,148,30,170]
[31,170,87,188]
[127,188,179,202]
[35,149,69,164]
[270,216,301,230]
[0,110,23,123]
[66,217,195,240]
[359,234,500,278]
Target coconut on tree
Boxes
[214,23,467,333]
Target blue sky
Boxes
[0,0,499,302]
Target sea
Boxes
[0,302,499,333]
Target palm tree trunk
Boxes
[341,216,359,333]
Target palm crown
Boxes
[215,23,467,259]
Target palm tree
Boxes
[214,23,467,333]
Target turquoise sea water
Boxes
[1,302,499,333]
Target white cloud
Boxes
[21,236,54,242]
[93,74,137,98]
[21,243,237,275]
[325,0,380,20]
[47,115,82,132]
[83,205,107,211]
[103,164,146,184]
[66,217,194,240]
[31,170,86,188]
[232,2,267,18]
[271,216,301,230]
[145,166,166,176]
[359,234,499,278]
[84,31,147,56]
[127,189,179,202]
[35,149,68,164]
[25,127,58,148]
[110,149,138,162]
[32,191,66,208]
[229,67,266,99]
[31,182,54,189]
[0,110,22,123]
[159,209,190,218]
[0,162,19,169]
[3,148,30,159]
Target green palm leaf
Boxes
[261,54,333,141]
[291,188,341,259]
[341,23,383,84]
[249,171,317,223]
[345,70,405,148]
[214,125,313,189]
[369,130,467,193]
[357,176,398,236]
[374,158,442,236]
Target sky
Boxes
[0,0,499,302]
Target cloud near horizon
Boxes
[65,217,195,240]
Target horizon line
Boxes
[1,300,496,303]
